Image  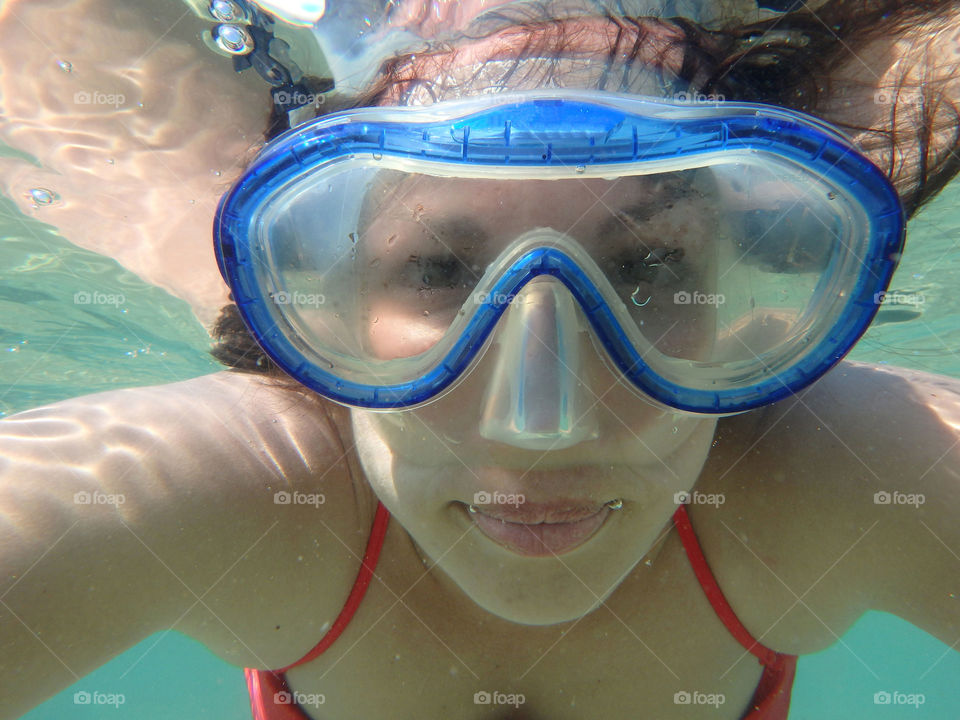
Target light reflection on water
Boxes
[848,178,960,377]
[0,193,216,417]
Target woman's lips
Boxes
[464,501,613,557]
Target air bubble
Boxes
[214,24,253,55]
[26,188,59,207]
[210,0,242,21]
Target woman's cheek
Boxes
[367,302,447,359]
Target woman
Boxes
[1,1,959,719]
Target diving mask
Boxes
[213,89,904,414]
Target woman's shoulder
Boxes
[754,360,960,484]
[3,371,375,668]
[710,359,960,494]
[689,361,960,654]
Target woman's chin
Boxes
[461,575,608,626]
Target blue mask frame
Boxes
[214,90,905,412]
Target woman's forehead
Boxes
[379,16,692,106]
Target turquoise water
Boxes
[4,177,960,718]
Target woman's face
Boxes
[349,171,721,625]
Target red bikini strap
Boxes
[672,504,778,666]
[277,500,391,673]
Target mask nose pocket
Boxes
[479,277,600,450]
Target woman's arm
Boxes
[0,371,360,719]
[0,0,270,328]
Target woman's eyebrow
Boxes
[420,215,490,250]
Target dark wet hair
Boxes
[211,0,960,378]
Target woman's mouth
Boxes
[462,500,618,556]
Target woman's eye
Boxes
[407,254,473,290]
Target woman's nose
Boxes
[479,276,601,450]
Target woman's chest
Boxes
[279,535,775,720]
